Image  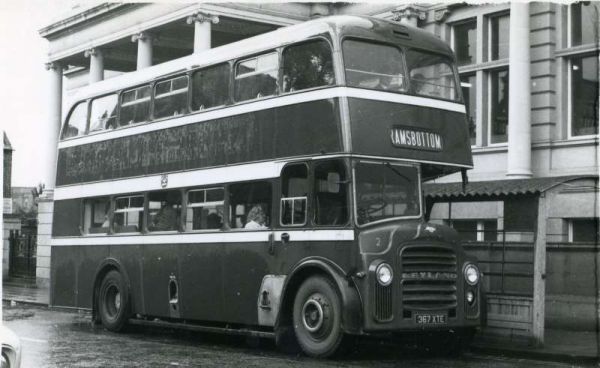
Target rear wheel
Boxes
[293,276,344,358]
[98,270,130,332]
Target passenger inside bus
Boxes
[244,205,267,229]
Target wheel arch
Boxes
[276,257,362,334]
[91,258,132,322]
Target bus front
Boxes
[340,23,481,345]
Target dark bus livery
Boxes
[51,16,481,357]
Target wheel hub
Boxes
[302,297,325,332]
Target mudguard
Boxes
[276,257,363,335]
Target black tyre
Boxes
[98,270,130,332]
[293,276,344,358]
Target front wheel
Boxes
[293,276,344,358]
[98,270,130,332]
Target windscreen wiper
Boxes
[384,162,412,182]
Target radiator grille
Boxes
[399,246,458,311]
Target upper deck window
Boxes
[355,161,420,226]
[343,40,406,92]
[282,40,334,93]
[120,85,151,126]
[62,101,88,139]
[406,50,459,101]
[191,64,230,111]
[154,76,189,119]
[89,94,118,133]
[235,52,279,102]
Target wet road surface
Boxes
[3,303,592,368]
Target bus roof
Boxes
[66,15,453,104]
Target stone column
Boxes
[391,5,427,28]
[187,12,219,54]
[37,61,63,288]
[132,32,153,70]
[506,2,532,178]
[85,48,104,83]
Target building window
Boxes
[460,73,477,145]
[89,94,118,132]
[186,188,225,231]
[451,219,498,241]
[569,218,599,242]
[490,69,509,144]
[571,2,600,46]
[454,19,477,66]
[490,13,510,60]
[570,54,599,137]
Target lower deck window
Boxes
[113,195,144,233]
[148,191,182,232]
[186,188,224,231]
[83,197,110,234]
[229,181,272,229]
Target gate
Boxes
[9,225,37,279]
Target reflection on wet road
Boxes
[2,303,591,368]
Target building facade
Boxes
[38,2,598,337]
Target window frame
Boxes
[61,99,90,140]
[233,50,280,102]
[280,37,336,95]
[566,52,599,139]
[487,11,510,62]
[279,162,309,228]
[118,84,152,127]
[487,67,509,146]
[112,194,146,234]
[152,74,190,120]
[352,159,422,228]
[451,17,478,67]
[185,187,226,232]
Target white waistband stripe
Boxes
[51,229,355,246]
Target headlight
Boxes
[376,263,393,286]
[464,264,479,285]
[1,352,9,368]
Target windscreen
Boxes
[343,40,406,92]
[355,161,420,225]
[405,50,460,101]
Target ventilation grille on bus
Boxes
[373,280,393,322]
[399,246,458,313]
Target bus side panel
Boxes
[179,243,225,322]
[109,244,144,315]
[221,238,356,326]
[50,245,78,307]
[52,199,82,237]
[56,99,343,186]
[141,244,179,318]
[77,244,110,309]
[221,241,272,325]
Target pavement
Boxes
[2,281,599,364]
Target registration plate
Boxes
[415,313,447,325]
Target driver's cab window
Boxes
[314,160,348,226]
[229,181,272,230]
[281,164,308,226]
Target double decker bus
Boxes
[51,15,481,357]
